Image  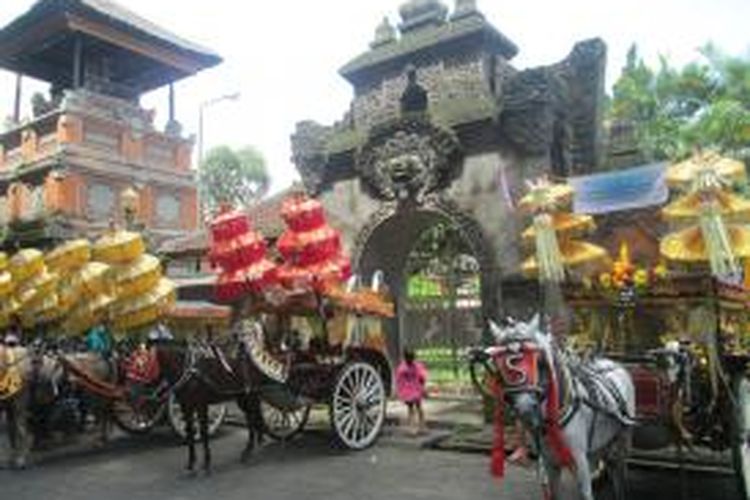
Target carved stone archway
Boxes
[352,194,500,359]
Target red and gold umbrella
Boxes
[210,208,250,242]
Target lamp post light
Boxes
[197,92,240,166]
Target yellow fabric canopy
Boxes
[15,270,59,308]
[662,190,750,222]
[9,249,44,282]
[666,151,746,188]
[0,271,13,297]
[62,294,115,336]
[93,230,145,264]
[46,239,91,274]
[522,212,595,241]
[112,278,176,331]
[660,224,750,264]
[522,241,609,277]
[113,254,161,300]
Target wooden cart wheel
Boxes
[112,396,167,435]
[733,373,750,500]
[260,400,311,440]
[167,393,227,439]
[330,361,386,450]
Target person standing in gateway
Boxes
[396,348,428,436]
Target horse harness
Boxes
[560,360,634,450]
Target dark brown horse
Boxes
[154,333,265,474]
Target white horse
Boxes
[470,315,636,500]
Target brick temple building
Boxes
[0,0,220,248]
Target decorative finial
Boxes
[398,0,448,34]
[451,0,483,21]
[370,17,396,48]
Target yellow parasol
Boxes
[666,151,746,188]
[518,178,574,213]
[522,212,596,241]
[0,252,7,272]
[62,294,115,336]
[522,241,610,277]
[663,190,750,223]
[113,254,161,300]
[0,271,13,297]
[15,270,59,308]
[9,249,44,282]
[46,239,91,274]
[93,230,145,264]
[21,293,62,327]
[660,225,750,264]
[59,262,112,312]
[112,278,176,331]
[0,298,19,329]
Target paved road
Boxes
[0,427,741,500]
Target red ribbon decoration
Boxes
[490,376,505,478]
[543,358,574,468]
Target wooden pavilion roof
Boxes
[0,0,221,92]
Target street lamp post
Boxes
[197,92,240,165]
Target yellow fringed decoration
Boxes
[533,213,566,283]
[700,203,739,277]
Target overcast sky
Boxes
[1,0,748,193]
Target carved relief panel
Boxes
[356,117,463,203]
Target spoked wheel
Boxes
[330,361,386,450]
[112,391,167,435]
[167,393,227,439]
[113,399,166,435]
[733,373,750,499]
[260,400,311,441]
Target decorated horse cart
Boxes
[468,152,750,499]
[206,194,394,450]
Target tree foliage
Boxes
[198,145,270,214]
[609,43,750,161]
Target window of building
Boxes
[156,192,181,225]
[86,182,115,219]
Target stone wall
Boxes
[351,52,497,131]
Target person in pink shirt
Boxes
[396,348,428,435]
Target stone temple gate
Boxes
[291,0,607,357]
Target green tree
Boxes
[609,43,750,162]
[198,145,270,214]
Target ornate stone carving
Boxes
[356,117,462,203]
[290,120,333,195]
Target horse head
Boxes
[484,314,554,432]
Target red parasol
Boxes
[276,194,351,291]
[209,207,277,303]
